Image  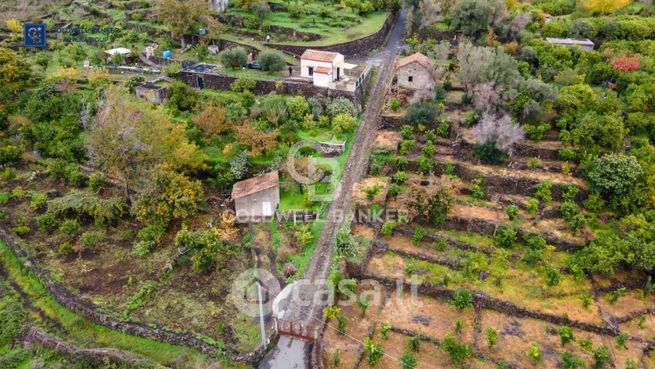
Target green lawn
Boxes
[272,12,389,46]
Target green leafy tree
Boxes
[257,50,286,73]
[405,103,438,125]
[587,154,643,212]
[450,0,505,37]
[221,47,248,69]
[485,327,499,348]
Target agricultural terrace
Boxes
[0,31,362,369]
[321,0,655,367]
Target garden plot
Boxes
[595,289,655,320]
[358,331,497,369]
[620,314,655,341]
[365,250,604,325]
[477,310,619,369]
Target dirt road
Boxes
[258,9,407,369]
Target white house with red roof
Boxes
[300,49,357,88]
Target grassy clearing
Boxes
[269,12,389,46]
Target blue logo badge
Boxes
[24,23,47,47]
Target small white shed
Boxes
[545,38,595,51]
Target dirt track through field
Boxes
[258,10,406,369]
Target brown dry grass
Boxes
[373,131,402,152]
[352,177,390,207]
[479,310,606,369]
[620,314,655,342]
[597,290,655,318]
[358,331,494,369]
[379,292,476,345]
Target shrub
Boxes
[471,178,485,199]
[363,337,384,366]
[80,230,103,249]
[559,326,575,345]
[336,315,347,334]
[543,263,562,286]
[399,140,416,155]
[440,335,472,364]
[380,222,397,237]
[29,192,48,211]
[12,226,29,236]
[64,165,86,187]
[0,145,21,165]
[561,351,584,369]
[527,157,541,170]
[615,332,628,349]
[59,219,80,236]
[533,181,552,204]
[231,76,256,92]
[400,351,417,369]
[605,287,625,305]
[323,305,341,320]
[400,125,413,139]
[133,240,155,257]
[412,227,426,246]
[450,288,473,310]
[527,343,542,363]
[436,118,450,138]
[363,184,382,201]
[257,50,286,73]
[326,97,355,118]
[335,227,358,258]
[164,63,182,77]
[393,171,409,184]
[389,98,400,111]
[494,226,516,248]
[88,172,106,192]
[485,327,499,348]
[380,323,391,340]
[58,242,73,256]
[221,47,248,68]
[593,345,611,368]
[505,205,519,220]
[560,200,578,221]
[526,198,539,215]
[408,336,421,352]
[472,141,507,164]
[36,213,57,233]
[332,113,356,134]
[405,103,437,125]
[587,154,642,212]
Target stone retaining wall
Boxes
[445,215,585,251]
[180,71,368,109]
[20,326,144,366]
[0,226,274,364]
[267,12,399,58]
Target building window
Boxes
[408,76,413,82]
[308,67,314,76]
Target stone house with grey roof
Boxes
[394,52,437,91]
[231,171,280,223]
